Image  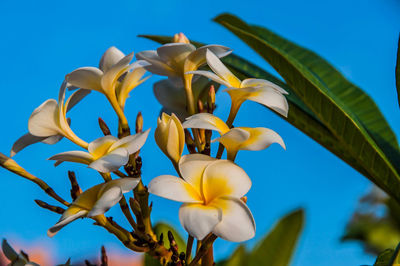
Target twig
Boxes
[189,235,217,266]
[101,246,108,266]
[68,171,81,200]
[34,199,65,214]
[186,235,194,263]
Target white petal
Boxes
[136,50,177,76]
[88,135,118,156]
[184,44,232,73]
[42,134,64,145]
[179,154,217,193]
[88,147,129,173]
[238,127,285,151]
[211,197,255,242]
[66,67,103,92]
[65,89,91,112]
[241,78,289,95]
[11,133,48,157]
[214,128,250,160]
[186,70,231,88]
[109,129,150,154]
[157,43,196,69]
[247,87,289,117]
[206,49,241,88]
[202,160,251,201]
[99,46,125,72]
[87,186,123,217]
[47,209,88,237]
[28,99,60,137]
[101,52,134,92]
[107,177,141,193]
[183,113,230,134]
[153,79,186,111]
[179,203,221,240]
[148,175,202,203]
[48,151,93,166]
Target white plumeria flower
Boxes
[66,47,150,125]
[27,81,90,149]
[149,154,255,242]
[183,113,285,161]
[48,129,150,173]
[11,83,89,156]
[48,178,140,237]
[136,43,231,85]
[137,42,231,114]
[187,49,289,125]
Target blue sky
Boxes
[0,0,399,265]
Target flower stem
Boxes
[189,235,217,266]
[184,75,196,115]
[186,235,194,262]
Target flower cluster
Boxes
[1,32,288,264]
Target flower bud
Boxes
[155,113,185,165]
[173,33,190,44]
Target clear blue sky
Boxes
[0,0,399,265]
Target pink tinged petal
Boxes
[48,151,93,166]
[66,67,104,92]
[157,43,196,70]
[241,78,289,95]
[87,186,123,217]
[183,113,230,134]
[47,208,88,237]
[247,87,289,117]
[99,46,125,72]
[28,99,60,137]
[148,175,203,203]
[179,203,222,240]
[186,70,231,88]
[88,135,119,157]
[136,50,177,76]
[205,49,241,88]
[109,129,150,154]
[179,154,217,194]
[88,147,129,173]
[202,160,251,202]
[211,197,255,242]
[238,127,286,151]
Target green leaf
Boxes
[139,34,382,195]
[216,245,247,266]
[396,35,400,109]
[213,13,400,203]
[248,209,304,266]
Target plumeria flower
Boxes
[48,129,150,173]
[183,113,285,161]
[136,36,231,114]
[149,154,255,242]
[66,47,150,126]
[187,49,289,125]
[27,81,90,149]
[11,83,89,156]
[48,178,140,237]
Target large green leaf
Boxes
[213,13,400,202]
[396,35,400,109]
[374,242,400,266]
[247,209,304,266]
[139,34,371,180]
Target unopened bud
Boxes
[197,100,204,113]
[98,118,111,135]
[173,33,190,44]
[209,85,215,104]
[136,112,143,133]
